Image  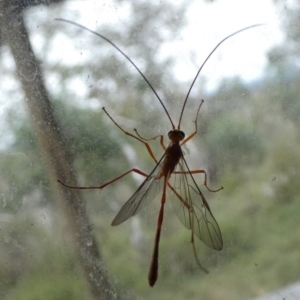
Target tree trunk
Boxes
[0,2,118,299]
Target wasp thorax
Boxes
[168,130,185,142]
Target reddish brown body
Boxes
[148,130,185,286]
[161,141,183,178]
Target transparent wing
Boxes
[111,154,165,226]
[168,158,223,250]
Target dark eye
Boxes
[168,130,173,136]
[179,131,185,139]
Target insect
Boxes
[56,19,262,287]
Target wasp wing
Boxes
[168,158,223,250]
[111,154,165,226]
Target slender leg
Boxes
[181,99,204,146]
[148,176,167,287]
[173,169,223,192]
[167,180,212,214]
[167,182,190,210]
[103,107,160,163]
[134,128,166,150]
[58,168,148,190]
[166,183,211,273]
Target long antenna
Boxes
[55,18,176,130]
[177,24,264,130]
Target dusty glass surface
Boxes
[0,0,298,299]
